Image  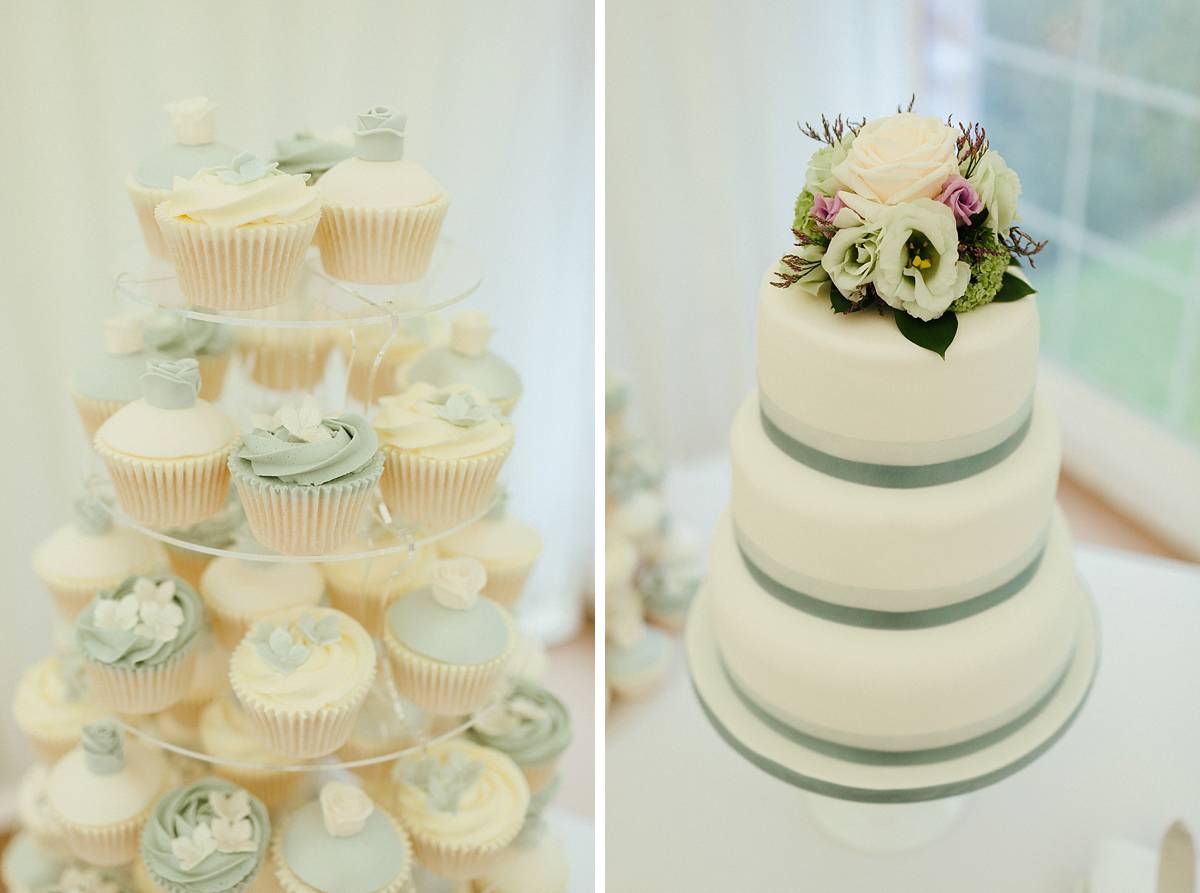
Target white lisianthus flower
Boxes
[820,191,886,300]
[832,113,960,205]
[966,149,1021,233]
[874,198,971,321]
[804,135,854,197]
[781,240,829,286]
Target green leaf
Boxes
[895,310,958,358]
[993,269,1036,302]
[829,284,852,313]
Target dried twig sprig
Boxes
[798,113,866,147]
[1000,226,1048,266]
[956,122,989,177]
[896,94,917,114]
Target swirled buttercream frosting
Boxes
[374,384,512,460]
[273,131,353,178]
[159,153,319,227]
[468,680,571,768]
[234,412,379,486]
[141,778,269,893]
[13,656,104,742]
[76,575,203,669]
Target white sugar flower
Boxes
[94,594,139,632]
[171,822,217,871]
[430,557,487,610]
[210,816,257,854]
[257,396,331,442]
[134,600,184,643]
[57,868,119,893]
[132,577,176,606]
[319,782,374,837]
[209,789,251,823]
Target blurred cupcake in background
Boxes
[199,697,302,811]
[168,625,228,727]
[69,315,158,437]
[467,816,569,893]
[15,765,70,857]
[316,107,450,284]
[320,522,435,637]
[95,359,239,530]
[161,491,244,590]
[33,495,167,619]
[338,313,444,407]
[337,677,425,789]
[235,303,334,393]
[467,679,571,796]
[0,830,69,893]
[126,97,238,259]
[403,310,522,415]
[155,153,320,311]
[436,492,541,608]
[604,611,672,701]
[143,313,234,403]
[272,129,353,185]
[637,562,701,633]
[12,654,106,765]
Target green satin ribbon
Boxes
[736,533,1046,630]
[759,402,1033,489]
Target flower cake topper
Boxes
[775,99,1046,356]
[141,358,202,409]
[430,557,487,610]
[165,96,217,146]
[214,152,285,186]
[81,721,124,775]
[318,782,374,837]
[354,105,407,162]
[400,750,484,813]
[170,787,259,872]
[49,867,122,893]
[253,396,333,442]
[434,390,498,428]
[93,576,186,645]
[251,613,340,674]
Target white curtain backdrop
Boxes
[0,0,593,797]
[606,0,918,460]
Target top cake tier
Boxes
[757,269,1040,467]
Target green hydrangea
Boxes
[793,189,815,231]
[950,225,1009,313]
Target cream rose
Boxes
[874,198,971,321]
[431,557,487,610]
[832,113,960,205]
[318,781,374,837]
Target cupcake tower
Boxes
[603,375,704,703]
[8,99,572,891]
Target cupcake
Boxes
[383,558,513,715]
[0,831,70,893]
[161,493,244,590]
[467,818,568,893]
[605,616,672,701]
[637,562,701,632]
[76,574,204,714]
[198,697,302,810]
[338,313,445,406]
[229,400,384,555]
[200,548,324,649]
[141,778,270,893]
[436,494,541,608]
[609,489,667,560]
[43,866,135,893]
[320,524,435,637]
[467,680,571,796]
[48,723,169,866]
[13,654,106,764]
[316,107,449,284]
[272,782,412,893]
[95,359,239,530]
[403,311,522,415]
[234,305,334,393]
[391,740,528,880]
[272,131,353,185]
[170,627,229,726]
[70,316,160,437]
[143,314,235,403]
[374,384,513,531]
[155,153,321,311]
[126,97,238,259]
[33,496,168,619]
[16,765,71,856]
[228,607,376,759]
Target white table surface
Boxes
[606,458,1200,893]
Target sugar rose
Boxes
[832,113,960,205]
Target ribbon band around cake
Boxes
[758,391,1034,489]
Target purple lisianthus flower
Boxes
[936,176,983,225]
[811,192,846,225]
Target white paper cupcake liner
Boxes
[39,578,111,620]
[323,581,396,639]
[83,647,197,715]
[404,822,519,882]
[316,197,449,284]
[482,565,534,608]
[240,340,332,392]
[70,389,130,439]
[209,764,303,812]
[379,443,511,532]
[96,438,236,530]
[645,606,689,633]
[230,453,384,555]
[56,805,151,867]
[383,622,512,715]
[272,808,413,893]
[155,210,319,310]
[165,547,214,592]
[197,354,231,402]
[126,178,171,259]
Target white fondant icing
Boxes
[33,523,166,587]
[96,398,237,459]
[47,739,166,826]
[200,556,324,617]
[318,157,445,208]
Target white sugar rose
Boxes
[874,198,971,321]
[430,557,487,610]
[318,781,374,838]
[966,149,1021,233]
[832,113,960,205]
[804,136,854,197]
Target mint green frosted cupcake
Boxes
[230,400,383,556]
[141,778,270,893]
[76,574,204,714]
[272,130,353,184]
[143,314,235,404]
[468,680,571,795]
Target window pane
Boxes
[1099,0,1200,96]
[983,0,1084,57]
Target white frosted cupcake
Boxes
[272,782,412,893]
[605,615,672,701]
[47,723,168,867]
[200,548,324,649]
[235,304,334,393]
[95,359,239,530]
[436,494,541,608]
[12,654,106,764]
[316,107,449,284]
[638,561,701,632]
[338,314,445,406]
[468,818,569,893]
[402,311,522,415]
[126,97,238,259]
[374,384,513,531]
[143,313,235,403]
[169,626,229,726]
[320,525,434,637]
[33,496,167,619]
[391,740,528,880]
[155,153,320,311]
[161,492,244,590]
[76,574,205,714]
[16,765,71,857]
[69,316,161,437]
[0,830,71,893]
[229,607,376,759]
[383,558,513,715]
[199,697,303,810]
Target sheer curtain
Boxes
[0,0,593,799]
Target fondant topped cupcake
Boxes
[131,98,237,192]
[71,316,158,405]
[236,401,380,486]
[404,311,522,414]
[374,384,513,460]
[317,107,445,209]
[76,575,203,671]
[47,723,168,828]
[272,130,353,183]
[159,154,320,227]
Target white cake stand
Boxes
[686,583,1099,851]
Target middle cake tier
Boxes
[730,391,1060,612]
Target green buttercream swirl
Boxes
[145,316,233,359]
[82,722,125,774]
[141,778,269,893]
[76,575,202,669]
[468,679,571,768]
[273,132,353,178]
[235,414,379,486]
